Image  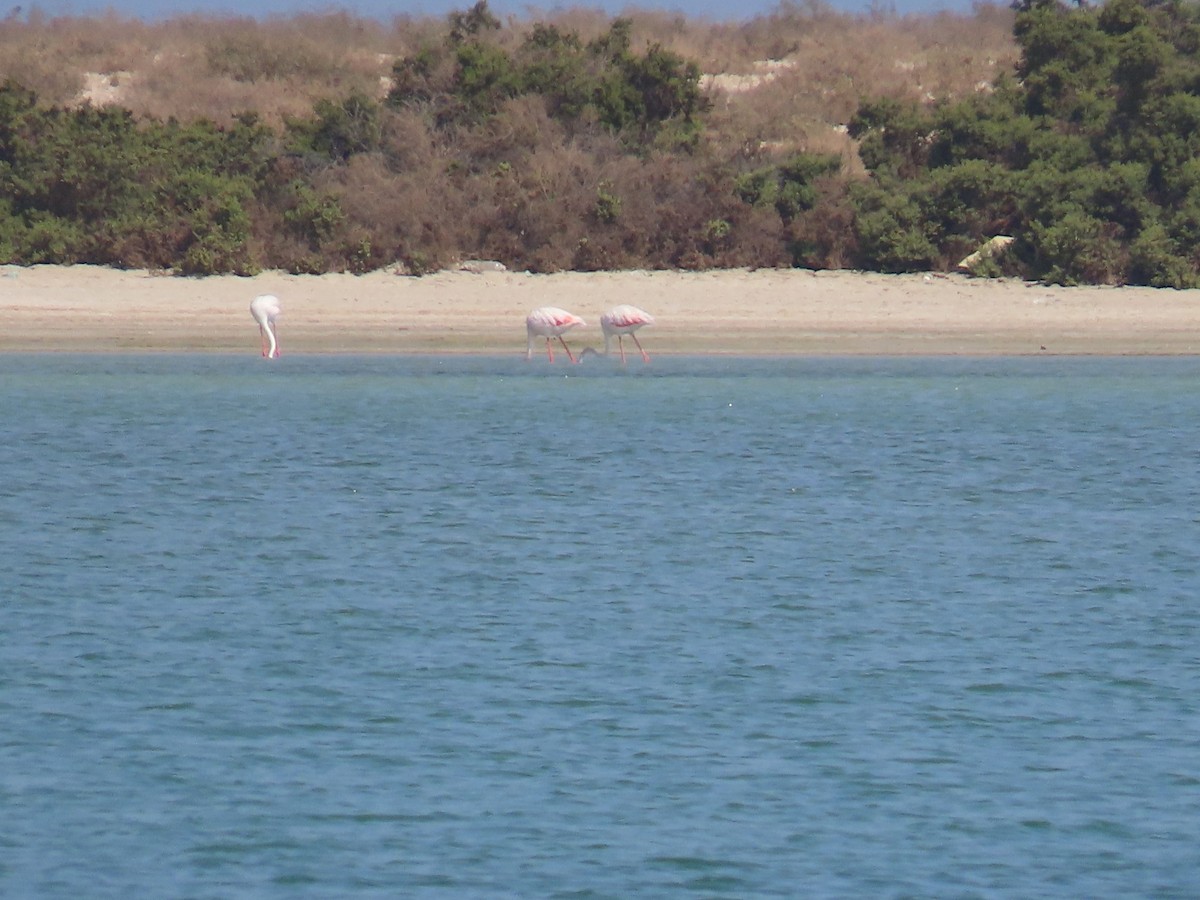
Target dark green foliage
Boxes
[847,0,1200,285]
[924,160,1017,239]
[774,154,842,223]
[453,41,522,120]
[848,98,933,179]
[518,25,590,120]
[385,6,708,151]
[1128,221,1198,288]
[288,92,383,161]
[926,83,1037,170]
[389,47,443,106]
[284,183,345,245]
[609,42,706,149]
[172,170,257,275]
[447,0,501,43]
[735,152,841,226]
[1028,210,1126,285]
[850,180,939,273]
[0,79,267,271]
[733,151,851,267]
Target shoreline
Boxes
[1,264,1198,356]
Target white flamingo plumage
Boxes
[526,307,586,363]
[600,305,654,363]
[250,294,281,359]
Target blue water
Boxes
[2,354,1199,898]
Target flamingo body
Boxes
[526,307,586,363]
[250,294,281,359]
[600,304,654,363]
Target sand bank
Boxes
[1,264,1197,355]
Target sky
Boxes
[28,0,985,24]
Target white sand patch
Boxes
[701,57,798,94]
[75,71,135,107]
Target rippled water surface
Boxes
[3,354,1199,897]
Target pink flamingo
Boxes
[526,307,586,363]
[250,294,281,359]
[600,305,654,363]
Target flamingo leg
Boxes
[616,335,627,364]
[545,338,555,362]
[558,335,578,364]
[631,333,649,363]
[259,326,268,357]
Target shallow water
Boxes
[2,354,1199,897]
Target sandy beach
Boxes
[1,264,1198,355]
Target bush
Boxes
[15,212,87,264]
[170,170,257,274]
[1030,210,1125,285]
[850,181,937,272]
[288,92,383,161]
[1128,222,1197,288]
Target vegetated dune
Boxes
[2,4,1018,136]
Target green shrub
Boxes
[302,93,383,161]
[1128,222,1197,288]
[16,212,87,264]
[284,183,346,245]
[592,184,622,223]
[850,182,938,272]
[1030,210,1125,285]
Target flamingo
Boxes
[250,294,281,359]
[600,304,654,363]
[526,307,586,363]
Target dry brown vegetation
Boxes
[0,1,1020,274]
[0,2,1016,135]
